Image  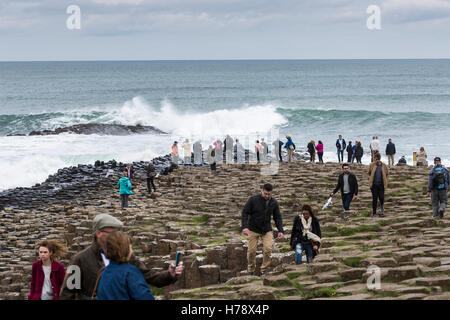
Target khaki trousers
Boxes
[387,155,394,166]
[247,230,273,272]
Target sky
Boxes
[1,0,450,61]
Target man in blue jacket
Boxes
[241,184,284,276]
[427,157,449,218]
[336,135,346,163]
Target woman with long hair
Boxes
[28,240,66,300]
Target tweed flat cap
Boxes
[92,214,123,231]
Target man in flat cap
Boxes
[60,214,183,299]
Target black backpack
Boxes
[432,165,447,189]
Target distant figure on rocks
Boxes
[315,140,324,163]
[60,214,183,300]
[118,171,132,209]
[354,141,363,164]
[346,141,353,163]
[146,161,156,194]
[214,139,223,164]
[368,152,389,218]
[397,156,407,165]
[417,147,428,166]
[28,240,66,300]
[96,231,155,300]
[273,138,284,162]
[236,139,244,164]
[171,141,179,165]
[207,145,216,172]
[125,163,135,180]
[193,140,203,167]
[241,184,284,276]
[285,135,295,163]
[181,139,192,166]
[225,135,234,164]
[255,140,261,164]
[161,161,178,175]
[290,205,321,264]
[336,135,346,163]
[427,157,449,219]
[370,136,380,162]
[330,163,359,211]
[260,138,268,163]
[307,140,316,163]
[385,138,396,167]
[351,141,357,163]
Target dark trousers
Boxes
[337,149,344,162]
[371,184,385,215]
[120,194,129,209]
[256,151,260,162]
[347,153,352,163]
[279,150,282,162]
[146,177,156,192]
[356,156,362,163]
[318,152,323,163]
[342,193,353,210]
[210,162,216,171]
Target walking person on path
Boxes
[241,184,284,276]
[354,141,363,164]
[315,140,324,163]
[427,156,449,219]
[118,171,132,209]
[307,140,316,163]
[368,152,389,218]
[146,161,157,194]
[330,163,359,211]
[285,135,295,163]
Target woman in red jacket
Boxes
[28,240,66,300]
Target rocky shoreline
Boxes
[2,154,448,300]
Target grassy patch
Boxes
[303,284,343,299]
[269,278,294,288]
[286,272,303,280]
[342,256,366,267]
[191,214,210,224]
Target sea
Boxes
[1,59,449,190]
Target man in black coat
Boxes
[346,141,353,163]
[241,184,284,275]
[330,163,359,211]
[385,138,396,167]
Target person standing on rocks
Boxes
[225,135,234,164]
[236,139,245,164]
[255,140,261,164]
[273,138,284,162]
[330,163,359,211]
[285,135,295,163]
[28,240,66,300]
[290,205,321,264]
[193,140,203,167]
[146,161,157,194]
[370,136,380,163]
[96,231,155,300]
[60,214,183,300]
[427,157,449,219]
[241,184,284,276]
[417,147,428,166]
[354,141,363,164]
[125,163,135,180]
[385,138,396,167]
[307,140,316,163]
[351,141,357,163]
[368,152,389,218]
[315,140,324,163]
[207,145,217,172]
[171,141,179,165]
[336,135,346,163]
[346,141,353,163]
[214,139,223,164]
[181,139,192,166]
[118,171,132,209]
[260,138,268,163]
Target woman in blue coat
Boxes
[97,231,155,300]
[118,171,132,209]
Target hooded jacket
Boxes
[118,177,132,195]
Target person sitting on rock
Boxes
[290,205,321,264]
[118,171,132,209]
[161,161,178,175]
[397,156,407,165]
[96,231,154,300]
[28,240,66,300]
[60,214,183,300]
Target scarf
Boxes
[300,215,322,243]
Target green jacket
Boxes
[59,241,176,300]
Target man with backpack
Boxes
[427,157,449,218]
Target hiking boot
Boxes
[439,208,444,218]
[373,214,379,219]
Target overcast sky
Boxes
[1,0,450,61]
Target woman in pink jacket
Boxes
[315,140,324,163]
[28,240,66,300]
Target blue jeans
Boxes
[295,243,313,264]
[337,149,344,162]
[342,193,353,210]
